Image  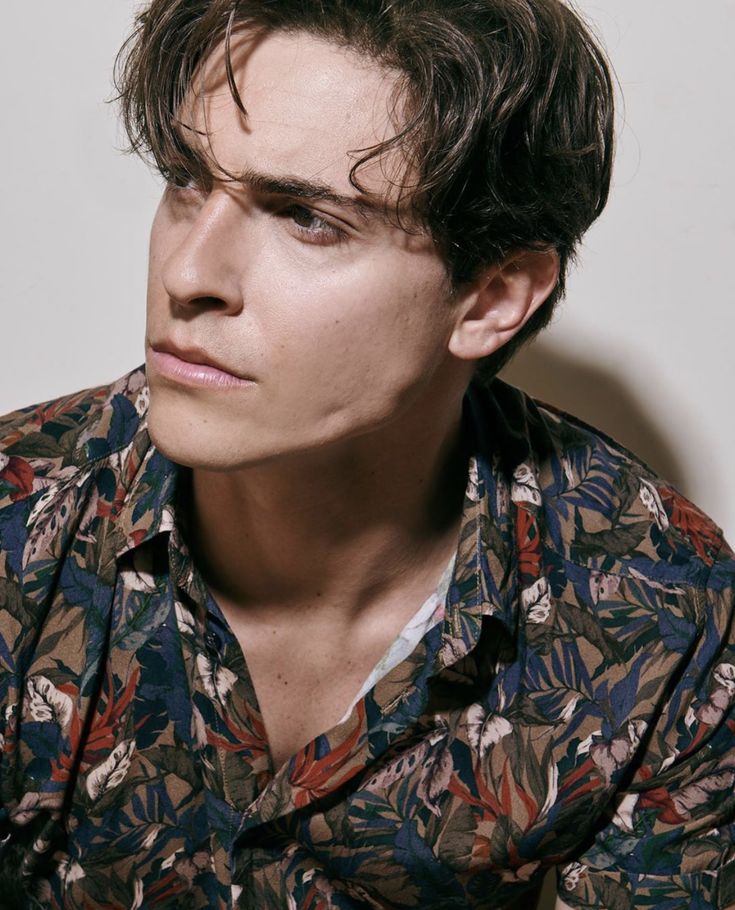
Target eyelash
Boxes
[279,204,348,246]
[166,178,349,247]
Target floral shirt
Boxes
[0,365,734,910]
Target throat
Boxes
[211,547,456,773]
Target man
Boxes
[0,0,733,907]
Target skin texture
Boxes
[144,26,560,783]
[144,30,565,904]
[145,26,558,616]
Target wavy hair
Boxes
[111,0,615,383]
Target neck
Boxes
[179,397,471,624]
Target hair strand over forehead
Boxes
[110,0,615,384]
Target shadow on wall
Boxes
[499,341,689,496]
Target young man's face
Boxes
[145,28,471,469]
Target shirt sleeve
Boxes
[556,535,735,910]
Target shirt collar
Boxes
[113,375,541,657]
[113,440,182,560]
[435,379,523,670]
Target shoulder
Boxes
[485,378,727,584]
[0,366,151,578]
[0,366,149,505]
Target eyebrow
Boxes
[232,166,397,225]
[172,120,407,225]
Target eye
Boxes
[165,174,206,197]
[280,204,348,246]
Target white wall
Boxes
[502,1,735,542]
[1,1,733,540]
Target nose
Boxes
[158,188,245,317]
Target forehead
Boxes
[177,28,410,203]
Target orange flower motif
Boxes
[637,785,686,825]
[515,505,542,582]
[290,702,366,809]
[0,455,35,501]
[658,484,721,565]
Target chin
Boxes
[145,396,214,468]
[146,404,277,471]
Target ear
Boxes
[448,248,560,361]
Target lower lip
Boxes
[149,350,255,389]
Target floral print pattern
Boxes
[0,364,734,908]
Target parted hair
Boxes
[111,0,615,384]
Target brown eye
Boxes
[168,175,197,192]
[281,204,348,245]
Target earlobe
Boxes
[448,247,560,361]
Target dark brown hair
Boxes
[111,0,615,384]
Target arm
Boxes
[555,535,735,909]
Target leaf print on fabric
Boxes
[86,738,136,799]
[657,483,722,564]
[571,521,652,563]
[133,385,150,417]
[23,675,73,729]
[365,724,453,817]
[57,857,86,886]
[696,662,735,725]
[141,824,162,850]
[558,695,581,724]
[160,849,212,888]
[175,600,196,637]
[112,586,171,653]
[671,768,735,818]
[22,475,87,568]
[465,702,512,758]
[556,600,624,664]
[122,545,160,592]
[365,739,433,792]
[537,761,559,822]
[638,478,670,532]
[611,792,639,833]
[589,720,647,784]
[521,576,553,623]
[10,789,63,825]
[196,652,237,704]
[466,456,482,503]
[288,702,367,809]
[516,505,542,582]
[3,366,735,908]
[130,875,144,910]
[561,862,587,891]
[416,740,453,817]
[626,567,685,594]
[0,454,35,502]
[589,570,621,604]
[190,703,208,752]
[511,462,542,507]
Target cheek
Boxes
[145,216,172,311]
[262,265,452,417]
[147,203,169,271]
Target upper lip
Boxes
[150,339,252,380]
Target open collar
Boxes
[112,375,545,660]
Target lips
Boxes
[148,341,255,389]
[150,340,252,381]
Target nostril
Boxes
[169,296,232,320]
